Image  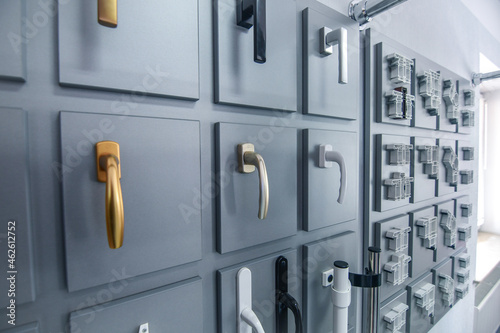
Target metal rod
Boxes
[366,247,381,333]
[472,70,500,86]
[349,0,409,25]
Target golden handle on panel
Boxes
[96,141,124,249]
[98,0,117,28]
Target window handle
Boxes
[320,27,348,84]
[96,141,124,249]
[276,256,303,333]
[319,144,346,204]
[237,0,267,63]
[238,143,269,219]
[98,0,117,28]
[237,267,266,333]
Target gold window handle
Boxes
[96,141,124,249]
[237,143,269,220]
[98,0,118,28]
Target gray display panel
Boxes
[59,0,199,100]
[61,112,202,291]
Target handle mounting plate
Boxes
[96,141,121,182]
[238,143,256,173]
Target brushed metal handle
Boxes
[237,0,267,63]
[96,141,124,249]
[237,267,266,333]
[319,144,346,204]
[98,0,117,28]
[238,143,269,220]
[320,27,348,84]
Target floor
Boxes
[476,231,500,281]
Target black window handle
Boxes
[237,0,267,64]
[276,256,304,333]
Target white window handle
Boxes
[320,27,348,84]
[237,267,266,333]
[319,144,347,204]
[138,323,149,333]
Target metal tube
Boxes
[472,70,500,86]
[366,247,381,333]
[349,0,409,25]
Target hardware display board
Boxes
[365,28,478,332]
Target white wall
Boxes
[482,91,500,234]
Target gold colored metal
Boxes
[96,141,124,249]
[98,0,118,28]
[237,143,269,220]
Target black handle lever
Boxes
[276,256,304,333]
[237,0,267,63]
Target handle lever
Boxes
[320,27,348,84]
[238,143,269,219]
[237,0,267,63]
[237,267,266,333]
[276,256,303,333]
[319,144,346,204]
[96,141,124,249]
[98,0,117,28]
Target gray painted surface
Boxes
[411,137,438,203]
[303,129,358,231]
[374,215,411,302]
[457,140,474,193]
[375,134,412,212]
[302,5,359,119]
[58,0,199,100]
[215,122,298,253]
[409,206,437,279]
[3,322,38,333]
[303,232,358,333]
[0,1,25,81]
[217,249,300,333]
[435,200,462,264]
[431,259,453,324]
[0,0,485,331]
[437,139,457,196]
[214,0,297,111]
[61,112,202,291]
[406,272,434,333]
[374,41,413,127]
[378,290,408,333]
[70,277,203,332]
[0,108,35,307]
[413,57,440,130]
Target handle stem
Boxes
[244,151,269,219]
[99,155,124,249]
[237,0,267,63]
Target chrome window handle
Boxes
[319,144,346,204]
[238,143,269,219]
[320,27,348,84]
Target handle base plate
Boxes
[238,143,256,173]
[96,141,121,182]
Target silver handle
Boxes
[319,144,347,204]
[320,27,348,84]
[238,143,269,219]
